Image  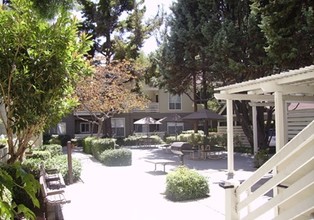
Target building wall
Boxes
[158,90,194,113]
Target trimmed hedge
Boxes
[40,144,63,156]
[82,136,97,154]
[91,138,116,159]
[123,135,164,146]
[99,149,132,166]
[22,154,82,184]
[165,166,209,201]
[45,155,82,184]
[29,150,51,160]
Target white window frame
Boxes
[168,94,182,110]
[167,122,184,135]
[80,122,90,134]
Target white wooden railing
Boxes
[223,120,314,220]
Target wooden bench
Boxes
[145,159,178,172]
[40,163,66,189]
[39,165,70,219]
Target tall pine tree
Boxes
[252,0,314,70]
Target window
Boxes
[111,118,125,137]
[167,122,184,135]
[169,94,181,110]
[57,122,66,135]
[80,122,90,134]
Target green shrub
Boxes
[22,158,43,178]
[91,138,116,159]
[175,130,205,146]
[47,134,72,146]
[123,135,164,146]
[83,136,97,154]
[165,136,176,144]
[29,150,51,160]
[149,135,165,145]
[0,164,40,218]
[45,155,82,184]
[99,149,132,166]
[165,166,209,201]
[254,149,269,168]
[48,135,61,145]
[123,135,141,146]
[40,144,63,156]
[23,155,82,184]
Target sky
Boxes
[142,0,174,54]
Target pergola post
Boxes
[252,104,258,154]
[274,91,287,151]
[226,98,234,177]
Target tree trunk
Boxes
[202,71,209,136]
[234,101,254,149]
[193,73,198,132]
[97,119,103,138]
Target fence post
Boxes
[219,179,240,220]
[67,141,73,184]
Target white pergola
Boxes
[214,65,314,176]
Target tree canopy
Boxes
[78,0,164,61]
[75,59,148,137]
[252,0,314,70]
[153,0,313,148]
[0,0,93,163]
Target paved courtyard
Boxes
[60,147,257,220]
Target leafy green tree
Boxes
[0,0,93,164]
[252,0,314,70]
[78,0,163,61]
[0,163,40,219]
[2,0,76,19]
[156,0,275,147]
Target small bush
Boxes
[22,158,43,177]
[45,155,82,184]
[123,135,141,146]
[82,136,97,154]
[23,155,82,184]
[123,135,164,146]
[99,149,132,166]
[165,136,176,144]
[254,149,269,168]
[48,135,61,145]
[40,144,63,156]
[165,166,209,201]
[91,138,116,159]
[149,135,165,145]
[29,150,51,160]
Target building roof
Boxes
[215,65,314,102]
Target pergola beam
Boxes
[214,93,274,101]
[261,83,314,94]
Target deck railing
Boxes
[223,120,314,220]
[132,102,159,113]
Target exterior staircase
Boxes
[224,120,314,220]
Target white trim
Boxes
[168,94,182,110]
[80,122,90,134]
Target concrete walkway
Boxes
[60,147,257,220]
